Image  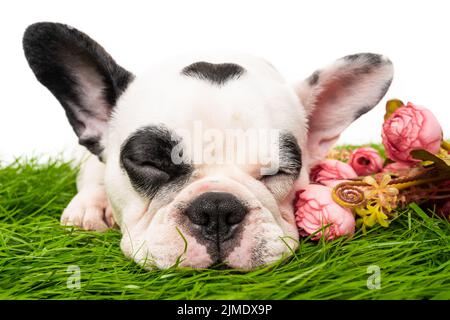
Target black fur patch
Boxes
[378,78,393,101]
[181,61,245,86]
[120,125,193,197]
[353,105,374,121]
[308,71,320,86]
[343,53,391,76]
[23,22,133,156]
[277,132,302,178]
[343,53,384,66]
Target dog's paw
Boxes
[61,187,115,232]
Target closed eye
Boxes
[259,172,297,200]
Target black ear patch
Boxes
[342,53,388,75]
[23,22,134,156]
[181,61,245,86]
[307,71,320,86]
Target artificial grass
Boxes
[0,158,449,300]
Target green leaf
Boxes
[409,203,430,222]
[384,99,404,121]
[410,149,450,171]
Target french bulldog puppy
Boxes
[23,22,393,270]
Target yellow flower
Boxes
[363,175,399,211]
[355,201,390,229]
[354,174,399,230]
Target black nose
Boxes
[184,192,247,242]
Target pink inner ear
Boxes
[307,133,340,168]
[305,78,349,167]
[319,135,341,147]
[313,78,344,110]
[299,54,394,168]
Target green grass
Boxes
[0,158,449,300]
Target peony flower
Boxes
[295,184,355,240]
[310,159,357,187]
[382,102,442,163]
[348,147,383,176]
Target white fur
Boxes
[61,154,115,231]
[63,52,393,270]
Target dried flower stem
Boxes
[332,171,450,209]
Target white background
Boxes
[1,0,449,162]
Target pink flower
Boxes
[382,102,442,163]
[382,162,412,175]
[294,184,355,240]
[348,147,383,176]
[310,159,357,186]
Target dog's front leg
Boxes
[61,154,115,231]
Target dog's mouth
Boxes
[210,261,233,270]
[203,223,247,266]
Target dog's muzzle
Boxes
[184,192,247,243]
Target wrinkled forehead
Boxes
[108,53,308,149]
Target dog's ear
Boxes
[295,53,393,166]
[23,22,133,156]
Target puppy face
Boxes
[105,56,308,269]
[23,23,394,270]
